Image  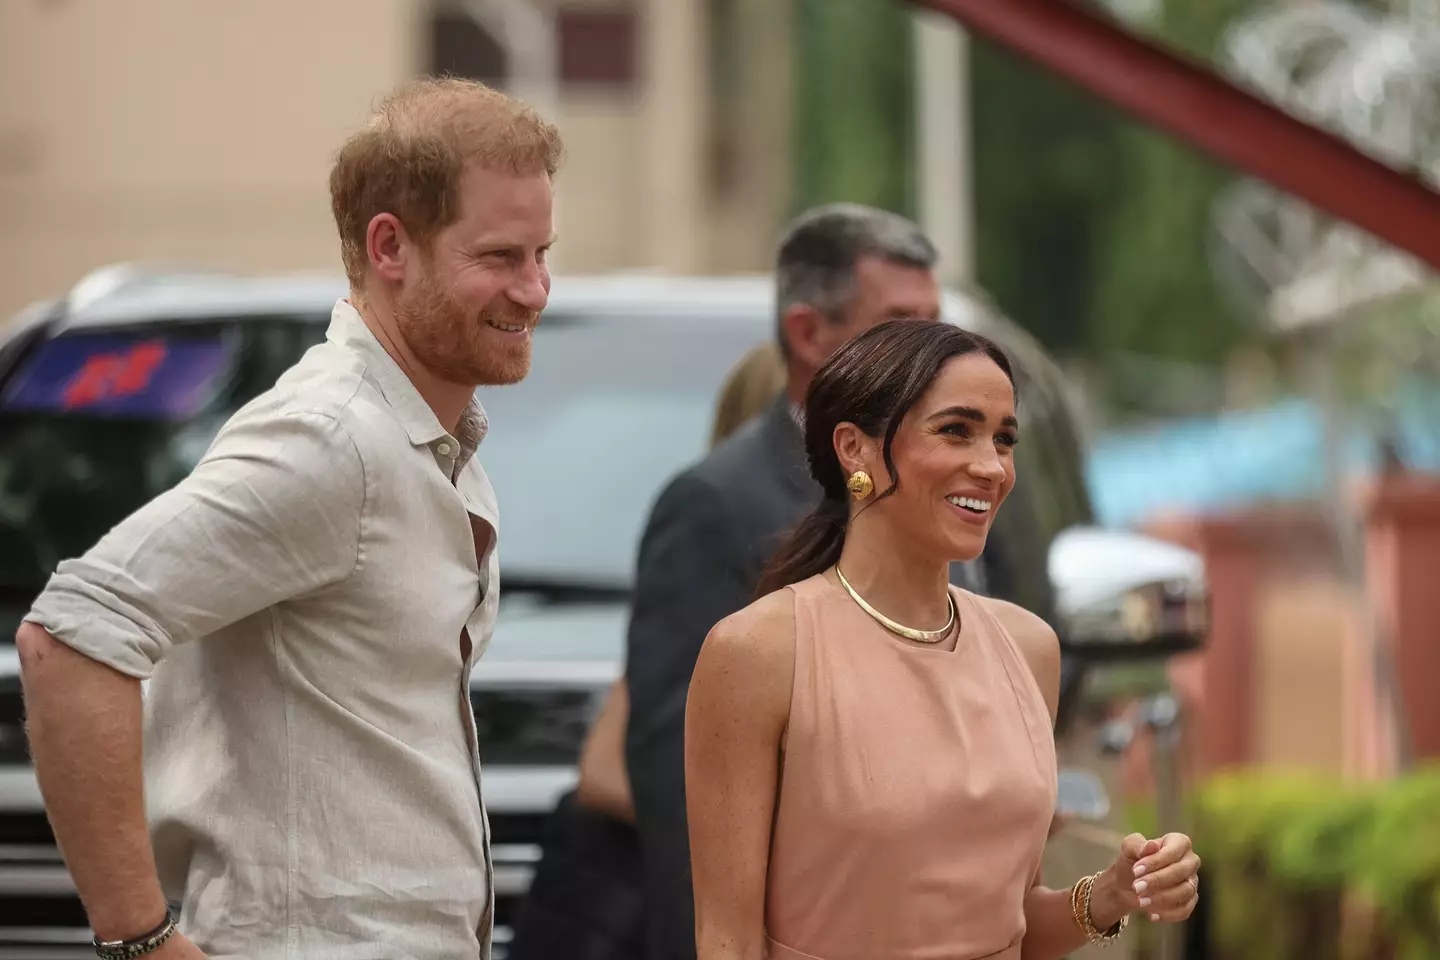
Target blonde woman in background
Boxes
[707,341,788,449]
[507,340,785,960]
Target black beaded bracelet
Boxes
[92,910,178,959]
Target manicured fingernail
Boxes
[1150,913,1161,922]
[1133,864,1147,877]
[1134,880,1148,894]
[1140,897,1152,906]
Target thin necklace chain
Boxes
[835,566,955,644]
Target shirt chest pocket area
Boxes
[341,499,491,668]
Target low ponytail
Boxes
[753,496,849,600]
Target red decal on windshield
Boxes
[62,340,170,409]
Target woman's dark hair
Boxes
[754,319,1015,599]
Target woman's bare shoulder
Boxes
[704,588,797,670]
[690,588,797,720]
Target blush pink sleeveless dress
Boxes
[764,574,1058,960]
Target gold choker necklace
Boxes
[835,567,955,644]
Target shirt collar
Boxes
[325,299,488,459]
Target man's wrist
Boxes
[89,900,172,944]
[1087,871,1131,932]
[92,904,176,959]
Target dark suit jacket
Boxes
[622,397,983,960]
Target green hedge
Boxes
[1192,766,1440,960]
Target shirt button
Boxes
[436,441,455,458]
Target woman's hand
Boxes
[1089,832,1201,929]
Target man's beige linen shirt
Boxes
[25,300,501,959]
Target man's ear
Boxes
[366,212,411,286]
[779,303,827,371]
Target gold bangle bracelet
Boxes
[1069,875,1088,932]
[1071,871,1128,947]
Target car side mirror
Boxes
[1047,526,1208,663]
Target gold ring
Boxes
[1188,876,1200,892]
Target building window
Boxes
[430,8,507,86]
[557,6,637,89]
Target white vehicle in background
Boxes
[0,265,1206,957]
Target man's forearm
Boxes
[17,623,170,940]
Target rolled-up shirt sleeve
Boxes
[23,409,367,679]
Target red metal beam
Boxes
[910,0,1440,273]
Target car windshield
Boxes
[0,310,768,617]
[477,311,766,588]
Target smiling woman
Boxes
[685,319,1201,960]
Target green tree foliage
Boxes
[1195,767,1440,959]
[1086,127,1252,366]
[969,38,1129,356]
[791,0,1309,392]
[969,0,1263,371]
[791,0,916,218]
[1087,0,1264,364]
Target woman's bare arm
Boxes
[684,592,796,960]
[576,677,636,823]
[985,599,1137,960]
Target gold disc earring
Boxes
[846,470,874,500]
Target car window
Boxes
[476,311,767,588]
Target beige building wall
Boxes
[0,0,791,325]
[0,0,420,321]
[706,0,796,275]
